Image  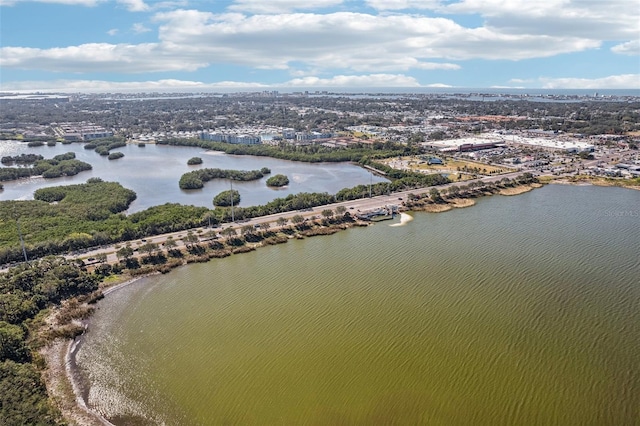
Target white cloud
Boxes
[0,0,154,9]
[365,0,439,10]
[612,40,640,56]
[107,28,118,36]
[0,79,269,93]
[283,73,421,87]
[0,0,99,5]
[228,0,344,14]
[0,43,207,73]
[0,74,425,92]
[0,9,628,76]
[508,78,534,84]
[539,74,640,89]
[132,23,151,33]
[118,0,148,12]
[445,0,639,40]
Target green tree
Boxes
[138,242,159,255]
[220,227,237,238]
[213,190,241,207]
[266,174,290,187]
[430,188,444,203]
[164,237,177,249]
[0,322,30,363]
[291,215,305,224]
[116,245,134,261]
[277,217,288,227]
[321,209,334,218]
[182,232,199,246]
[0,360,61,425]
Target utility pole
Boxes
[230,180,235,223]
[16,218,28,263]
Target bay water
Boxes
[77,184,639,425]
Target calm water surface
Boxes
[77,184,639,425]
[0,141,387,212]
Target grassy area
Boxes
[381,156,513,178]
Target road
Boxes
[73,169,543,266]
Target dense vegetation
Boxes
[159,138,415,163]
[0,152,92,182]
[179,168,266,189]
[1,360,62,425]
[187,157,203,165]
[266,174,289,187]
[0,180,137,264]
[1,153,44,165]
[83,137,126,154]
[0,257,100,425]
[128,203,210,235]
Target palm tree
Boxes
[164,237,177,249]
[116,245,134,261]
[321,209,334,218]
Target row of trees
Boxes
[408,173,539,204]
[158,138,414,164]
[1,153,44,165]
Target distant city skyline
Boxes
[0,0,638,93]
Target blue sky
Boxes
[0,0,638,92]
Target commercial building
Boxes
[200,131,261,145]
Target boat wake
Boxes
[390,213,413,227]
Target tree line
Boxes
[158,138,415,163]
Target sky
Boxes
[0,0,639,93]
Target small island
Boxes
[187,157,203,165]
[213,189,241,207]
[179,168,266,190]
[108,152,124,160]
[266,174,289,187]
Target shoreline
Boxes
[42,275,151,426]
[549,176,640,191]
